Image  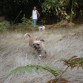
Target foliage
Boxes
[42,0,60,13]
[0,0,83,23]
[63,56,83,68]
[16,15,33,31]
[42,0,70,20]
[21,14,32,26]
[47,56,83,83]
[7,65,61,78]
[42,0,83,22]
[6,56,83,82]
[0,21,11,31]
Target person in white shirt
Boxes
[32,6,40,28]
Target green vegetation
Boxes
[7,65,61,78]
[0,0,83,23]
[0,21,11,31]
[0,0,83,31]
[42,0,83,22]
[16,15,33,31]
[7,56,83,83]
[63,56,83,68]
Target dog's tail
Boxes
[24,33,31,38]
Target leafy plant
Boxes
[7,65,61,79]
[21,15,28,25]
[16,14,33,31]
[42,0,61,15]
[42,0,83,22]
[63,56,83,68]
[21,14,32,26]
[47,56,83,83]
[6,56,83,83]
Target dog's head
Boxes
[39,26,45,31]
[32,39,45,54]
[33,39,45,48]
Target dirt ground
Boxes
[0,25,83,83]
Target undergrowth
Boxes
[15,15,34,31]
[0,21,11,32]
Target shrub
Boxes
[0,21,11,31]
[16,15,33,31]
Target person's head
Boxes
[33,6,36,10]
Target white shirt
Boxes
[32,10,37,19]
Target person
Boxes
[32,6,40,28]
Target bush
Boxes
[0,21,11,31]
[16,15,33,31]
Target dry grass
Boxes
[0,25,83,83]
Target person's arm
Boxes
[37,10,40,18]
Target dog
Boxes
[38,26,45,32]
[24,33,47,57]
[33,39,47,57]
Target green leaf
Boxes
[6,65,61,79]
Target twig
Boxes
[57,66,69,83]
[13,10,22,24]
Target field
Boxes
[0,25,83,83]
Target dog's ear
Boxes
[24,33,31,38]
[27,34,31,37]
[40,39,45,42]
